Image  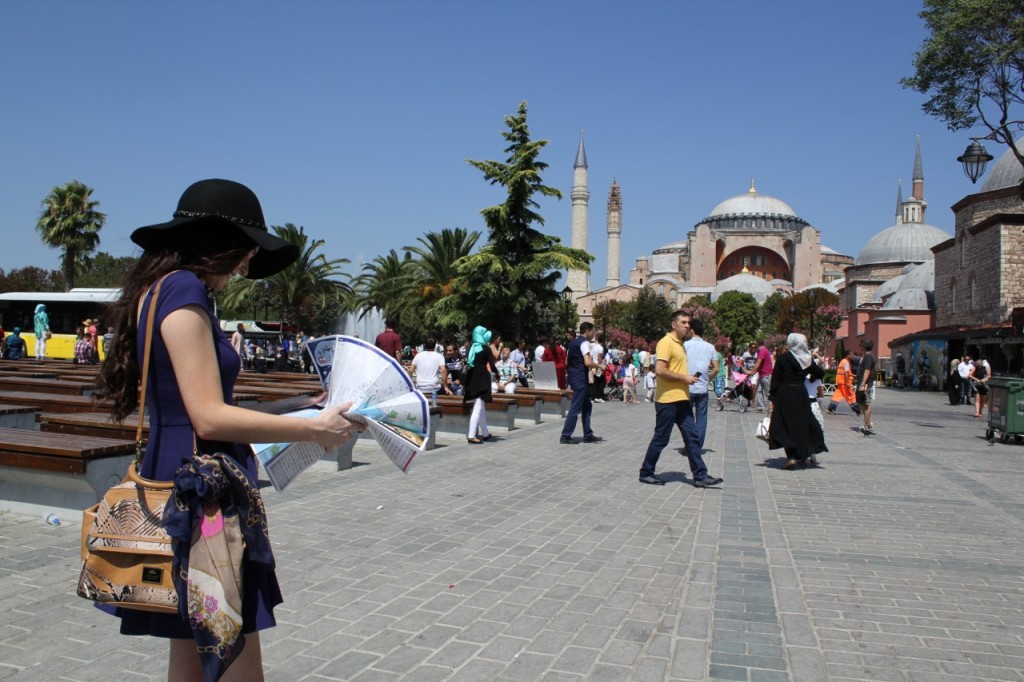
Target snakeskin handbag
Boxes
[77,275,178,614]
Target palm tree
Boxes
[36,180,105,290]
[220,223,351,331]
[352,249,419,322]
[405,227,480,303]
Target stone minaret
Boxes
[905,135,927,223]
[567,132,590,296]
[606,180,622,288]
[895,179,903,224]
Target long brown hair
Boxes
[98,239,252,422]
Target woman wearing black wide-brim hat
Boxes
[98,179,359,681]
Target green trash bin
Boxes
[986,376,1024,443]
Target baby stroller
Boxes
[715,369,756,412]
[604,367,625,402]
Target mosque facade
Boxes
[890,140,1024,378]
[567,134,854,326]
[833,137,951,371]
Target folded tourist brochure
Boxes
[252,335,428,491]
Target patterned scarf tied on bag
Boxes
[165,454,273,682]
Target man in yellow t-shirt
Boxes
[638,310,723,487]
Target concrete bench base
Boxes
[0,454,133,524]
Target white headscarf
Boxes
[787,333,812,370]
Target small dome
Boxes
[855,221,949,265]
[711,273,777,304]
[653,240,688,253]
[881,288,934,311]
[709,184,798,219]
[820,244,838,255]
[980,139,1024,193]
[870,275,906,304]
[898,260,934,291]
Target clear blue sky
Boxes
[0,1,982,287]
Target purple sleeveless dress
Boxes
[117,270,283,638]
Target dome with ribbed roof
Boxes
[698,181,809,232]
[980,139,1024,192]
[899,260,934,290]
[855,221,949,266]
[709,186,798,219]
[711,273,777,304]
[870,275,906,304]
[881,288,934,310]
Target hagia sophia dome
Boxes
[699,183,810,231]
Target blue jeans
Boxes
[640,400,708,480]
[690,391,709,454]
[561,383,593,439]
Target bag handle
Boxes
[135,273,175,470]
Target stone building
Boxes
[896,140,1024,375]
[832,139,950,374]
[569,135,854,324]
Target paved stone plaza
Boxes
[1,388,1022,681]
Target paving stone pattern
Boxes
[1,389,1022,680]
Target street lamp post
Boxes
[957,139,994,184]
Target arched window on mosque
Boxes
[658,284,665,296]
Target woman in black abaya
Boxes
[768,333,828,469]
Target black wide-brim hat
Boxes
[130,179,299,279]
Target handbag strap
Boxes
[135,273,175,469]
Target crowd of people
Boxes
[73,176,1008,682]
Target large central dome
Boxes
[709,183,798,219]
[699,181,808,232]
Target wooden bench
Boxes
[231,385,321,402]
[495,393,542,424]
[0,427,138,521]
[434,396,519,432]
[0,391,111,414]
[0,376,97,396]
[517,387,572,417]
[39,412,147,441]
[0,403,42,429]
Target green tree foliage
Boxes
[220,223,351,333]
[775,288,840,349]
[0,267,65,293]
[76,252,137,288]
[431,101,592,339]
[36,180,106,290]
[760,292,786,338]
[352,249,420,331]
[902,0,1024,188]
[405,227,480,304]
[712,291,761,350]
[629,286,676,344]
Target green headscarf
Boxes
[467,325,491,366]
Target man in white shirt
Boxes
[534,336,548,366]
[590,334,606,402]
[957,355,974,405]
[683,319,718,457]
[410,337,447,398]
